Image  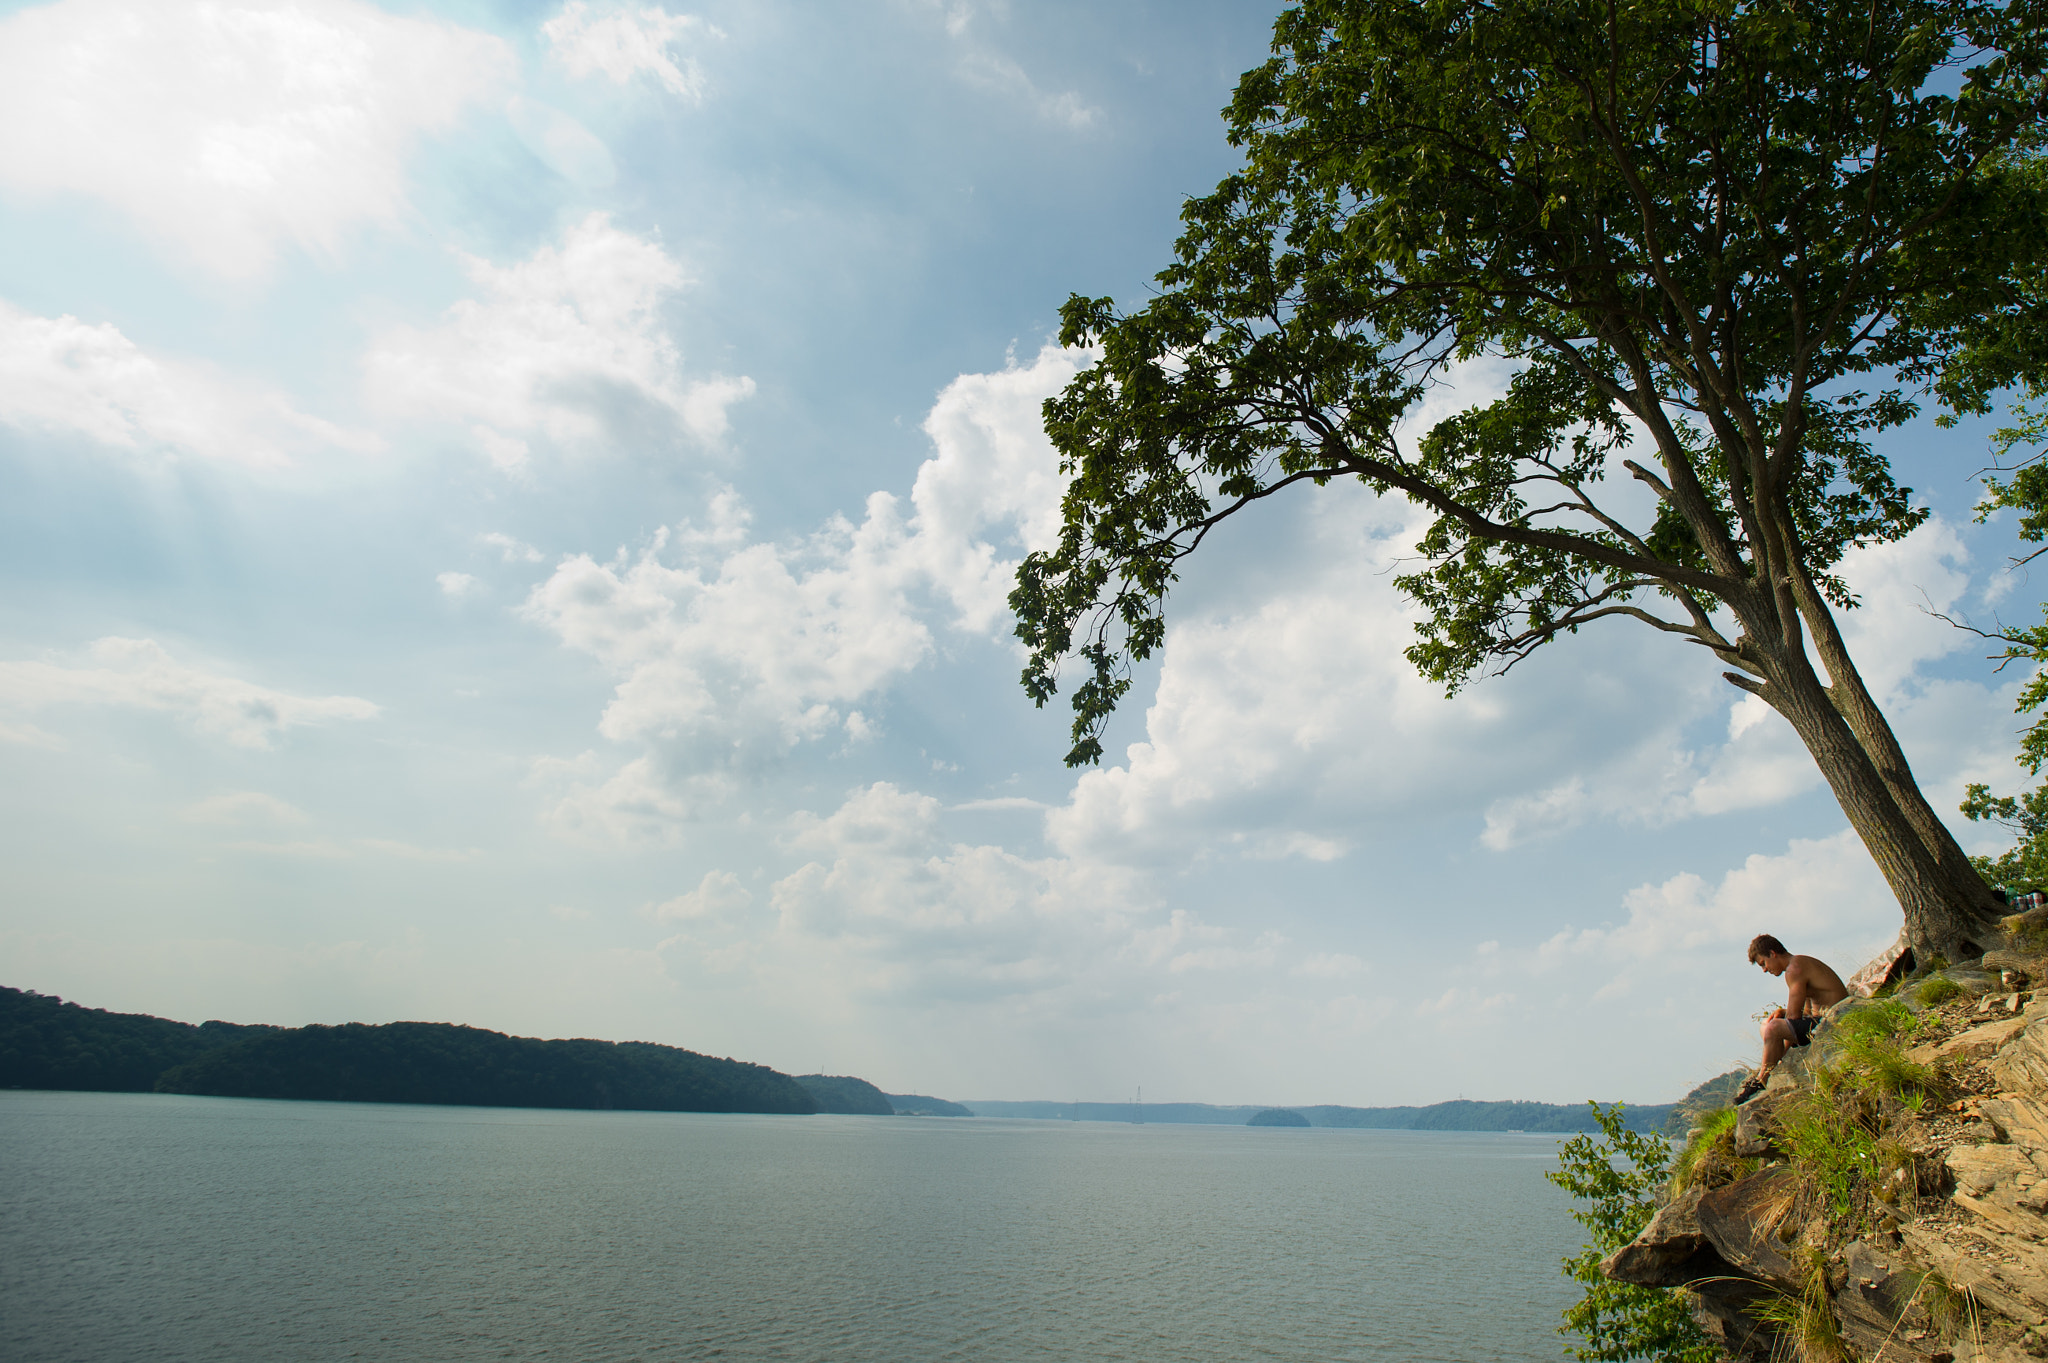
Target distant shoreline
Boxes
[3,984,1716,1133]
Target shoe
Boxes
[1733,1074,1767,1105]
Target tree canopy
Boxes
[1013,0,2048,960]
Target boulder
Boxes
[1734,1089,1788,1158]
[1696,1166,1805,1285]
[1833,1238,1951,1363]
[1601,1187,1728,1288]
[1907,1013,2032,1067]
[1991,1010,2048,1093]
[1849,929,1914,997]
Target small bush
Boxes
[1916,977,1966,1007]
[1831,1002,1936,1099]
[1549,1103,1720,1363]
[1669,1106,1754,1196]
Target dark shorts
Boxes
[1789,1014,1819,1047]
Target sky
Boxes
[0,0,2040,1109]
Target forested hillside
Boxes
[3,987,816,1114]
[794,1073,893,1114]
[0,987,277,1092]
[158,1022,818,1113]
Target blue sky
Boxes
[0,0,2037,1108]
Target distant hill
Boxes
[964,1098,1679,1133]
[3,986,815,1115]
[886,1092,972,1117]
[158,1022,817,1114]
[1662,1069,1750,1134]
[0,987,279,1092]
[795,1073,893,1115]
[1248,1108,1309,1127]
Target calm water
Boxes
[1,1091,1587,1362]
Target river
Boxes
[2,1090,1588,1361]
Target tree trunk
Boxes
[1752,640,1998,965]
[1790,569,2007,929]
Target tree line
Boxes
[1,987,816,1115]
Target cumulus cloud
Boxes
[654,869,751,922]
[1540,829,1889,965]
[0,300,379,464]
[525,499,933,753]
[366,213,752,466]
[768,782,1160,1001]
[0,638,378,748]
[0,0,508,278]
[527,751,735,845]
[904,344,1087,628]
[543,2,707,100]
[523,344,1082,822]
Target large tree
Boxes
[1011,0,2048,962]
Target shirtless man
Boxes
[1734,934,1850,1104]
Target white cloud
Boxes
[0,300,379,465]
[482,532,545,563]
[0,638,378,748]
[527,751,735,845]
[0,0,509,278]
[366,213,752,465]
[904,344,1087,628]
[522,344,1082,797]
[768,782,1161,1001]
[542,2,708,100]
[654,869,751,922]
[524,500,933,754]
[183,791,310,826]
[437,572,482,598]
[1540,829,1887,965]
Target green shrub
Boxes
[1549,1102,1720,1362]
[1916,977,1966,1007]
[1669,1106,1753,1196]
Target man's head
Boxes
[1748,933,1791,974]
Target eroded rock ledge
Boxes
[1603,911,2048,1362]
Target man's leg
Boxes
[1737,1017,1795,1103]
[1759,1016,1794,1075]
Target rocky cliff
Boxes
[1605,910,2048,1362]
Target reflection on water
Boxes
[2,1091,1585,1362]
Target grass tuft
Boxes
[1916,977,1966,1007]
[1754,1248,1853,1363]
[1669,1105,1754,1195]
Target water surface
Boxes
[2,1091,1586,1361]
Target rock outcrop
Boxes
[1604,910,2048,1362]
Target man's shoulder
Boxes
[1791,954,1848,990]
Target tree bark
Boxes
[1790,569,2007,924]
[1745,623,1999,965]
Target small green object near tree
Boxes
[1012,0,2048,965]
[1548,1102,1719,1363]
